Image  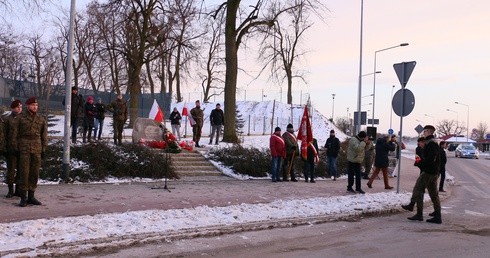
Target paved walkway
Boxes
[0,156,446,223]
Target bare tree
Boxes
[472,122,488,141]
[258,0,325,104]
[334,117,351,135]
[436,119,464,137]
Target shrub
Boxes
[41,140,178,182]
[209,145,271,177]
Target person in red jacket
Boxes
[270,127,286,182]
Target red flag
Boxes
[297,105,313,160]
[182,103,188,116]
[149,99,164,122]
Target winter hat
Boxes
[25,97,37,105]
[274,127,281,132]
[423,125,435,131]
[330,129,335,133]
[357,131,367,139]
[287,123,293,129]
[10,100,22,108]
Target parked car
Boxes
[455,144,479,159]
[447,143,459,151]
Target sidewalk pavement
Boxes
[0,156,443,224]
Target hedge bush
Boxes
[41,140,178,182]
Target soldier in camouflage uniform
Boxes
[190,100,204,147]
[10,97,47,207]
[4,100,22,198]
[107,94,127,145]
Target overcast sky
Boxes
[8,0,490,137]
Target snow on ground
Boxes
[0,192,412,257]
[0,101,463,256]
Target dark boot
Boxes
[426,211,442,224]
[401,202,415,212]
[19,191,27,207]
[428,211,436,217]
[27,190,42,205]
[407,206,423,221]
[6,184,14,198]
[13,185,21,197]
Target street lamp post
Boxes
[355,0,364,135]
[389,85,395,133]
[446,108,459,135]
[372,43,409,128]
[331,94,336,120]
[455,101,469,142]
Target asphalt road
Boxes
[88,153,490,258]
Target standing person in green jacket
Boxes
[282,123,298,182]
[107,94,127,145]
[346,131,368,194]
[4,100,22,198]
[10,97,47,207]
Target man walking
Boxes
[107,94,127,145]
[270,127,286,182]
[346,131,368,194]
[282,123,298,182]
[209,103,224,145]
[190,100,204,147]
[324,129,340,180]
[402,125,442,224]
[10,97,47,207]
[4,100,22,198]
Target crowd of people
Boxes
[269,123,447,224]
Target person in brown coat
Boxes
[107,94,128,145]
[4,100,22,198]
[10,97,48,207]
[190,100,204,147]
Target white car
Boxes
[455,144,480,159]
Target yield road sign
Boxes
[393,61,416,88]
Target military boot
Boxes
[27,190,42,205]
[401,202,415,212]
[407,206,423,221]
[6,184,14,198]
[426,210,442,224]
[13,185,21,197]
[19,191,27,207]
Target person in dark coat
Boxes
[83,96,96,143]
[282,123,298,181]
[303,138,319,183]
[414,137,425,174]
[4,100,22,198]
[438,141,447,192]
[93,98,106,140]
[169,107,182,141]
[209,103,224,145]
[270,127,286,182]
[324,129,340,180]
[62,86,84,143]
[402,125,442,224]
[10,97,47,207]
[367,135,396,189]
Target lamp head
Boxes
[400,43,409,46]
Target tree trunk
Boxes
[128,63,142,128]
[286,68,293,104]
[222,0,240,143]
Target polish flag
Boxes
[182,103,188,116]
[149,99,164,122]
[297,105,313,160]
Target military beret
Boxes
[274,127,281,132]
[423,125,435,131]
[287,123,293,129]
[25,97,37,105]
[10,100,22,108]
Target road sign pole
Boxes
[396,64,406,194]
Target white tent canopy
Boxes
[444,136,476,143]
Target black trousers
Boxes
[347,162,362,191]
